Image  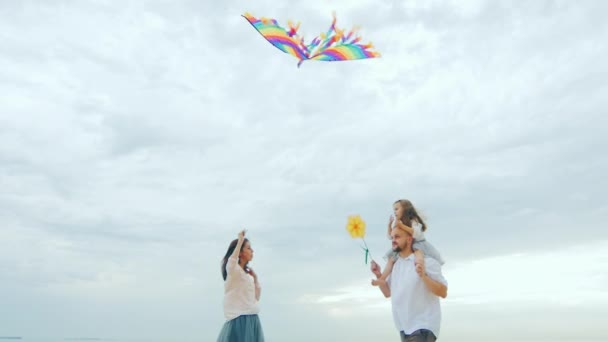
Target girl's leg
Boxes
[372,257,395,286]
[414,248,425,267]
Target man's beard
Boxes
[392,242,409,253]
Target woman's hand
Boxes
[248,267,261,300]
[246,267,257,280]
[238,229,246,240]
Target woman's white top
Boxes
[223,255,260,321]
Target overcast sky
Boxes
[1,0,607,341]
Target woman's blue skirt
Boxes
[217,314,265,342]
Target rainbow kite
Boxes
[242,12,381,68]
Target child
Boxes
[372,199,444,286]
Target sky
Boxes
[1,0,607,341]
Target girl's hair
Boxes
[394,199,428,232]
[221,238,249,281]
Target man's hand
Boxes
[370,260,382,278]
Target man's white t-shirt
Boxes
[386,254,447,337]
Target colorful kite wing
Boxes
[242,12,309,62]
[308,43,381,63]
[243,12,380,68]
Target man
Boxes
[371,227,448,341]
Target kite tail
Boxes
[297,36,310,58]
[307,12,339,57]
[305,37,321,55]
[324,11,337,36]
[320,11,338,47]
[287,20,301,37]
[344,26,360,43]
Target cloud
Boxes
[1,0,607,340]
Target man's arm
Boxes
[416,259,448,298]
[378,279,391,298]
[371,260,391,298]
[421,272,447,298]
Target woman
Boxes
[217,229,265,342]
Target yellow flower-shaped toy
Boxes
[346,215,366,238]
[346,214,374,264]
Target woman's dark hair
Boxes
[221,238,249,281]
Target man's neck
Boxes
[398,249,413,259]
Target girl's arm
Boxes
[421,273,447,298]
[387,216,394,239]
[395,220,415,236]
[379,258,395,281]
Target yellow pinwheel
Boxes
[346,215,374,264]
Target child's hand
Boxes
[388,216,394,228]
[415,261,426,278]
[395,220,410,230]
